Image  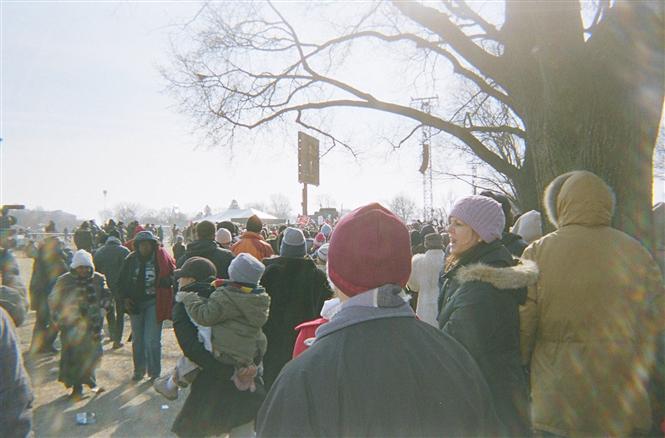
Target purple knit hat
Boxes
[450,195,505,243]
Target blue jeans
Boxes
[129,300,163,378]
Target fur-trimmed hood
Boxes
[456,259,539,290]
[544,170,614,229]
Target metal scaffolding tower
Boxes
[412,97,438,222]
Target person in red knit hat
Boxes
[257,203,497,437]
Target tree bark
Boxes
[502,1,664,245]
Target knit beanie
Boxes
[196,221,216,241]
[215,228,233,246]
[317,243,330,262]
[449,195,505,243]
[420,224,436,240]
[71,250,94,269]
[280,227,306,258]
[328,203,412,296]
[320,223,333,238]
[424,233,444,250]
[313,232,326,249]
[228,253,265,285]
[511,210,543,243]
[218,221,237,237]
[246,215,263,233]
[175,256,217,282]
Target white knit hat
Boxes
[215,228,232,245]
[71,249,94,269]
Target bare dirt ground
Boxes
[15,256,190,437]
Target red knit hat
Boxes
[328,203,412,296]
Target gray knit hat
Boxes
[450,195,505,243]
[424,233,444,250]
[280,227,306,258]
[228,253,265,285]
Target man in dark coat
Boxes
[94,230,130,348]
[171,275,265,437]
[177,221,234,280]
[0,307,34,437]
[29,233,71,354]
[260,227,333,390]
[74,221,94,253]
[257,204,497,437]
[172,236,186,263]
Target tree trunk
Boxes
[503,1,664,246]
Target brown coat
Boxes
[520,171,664,436]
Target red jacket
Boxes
[155,246,175,322]
[292,317,329,359]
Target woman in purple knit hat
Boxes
[438,195,539,436]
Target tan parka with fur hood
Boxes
[520,171,664,437]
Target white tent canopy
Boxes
[198,208,283,224]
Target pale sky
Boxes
[1,2,663,221]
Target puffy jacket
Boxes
[520,171,665,436]
[438,240,537,436]
[181,280,270,366]
[407,249,445,326]
[231,232,274,261]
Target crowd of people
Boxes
[0,169,664,437]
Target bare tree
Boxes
[268,194,293,220]
[166,1,664,243]
[316,194,336,209]
[157,207,190,227]
[389,195,417,222]
[113,203,144,224]
[246,201,268,212]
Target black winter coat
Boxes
[260,256,333,390]
[257,315,498,437]
[438,240,537,436]
[502,232,528,257]
[171,281,265,437]
[93,238,130,292]
[176,240,234,280]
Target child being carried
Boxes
[153,254,270,400]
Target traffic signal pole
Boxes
[302,183,308,217]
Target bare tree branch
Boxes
[468,125,526,138]
[392,1,508,88]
